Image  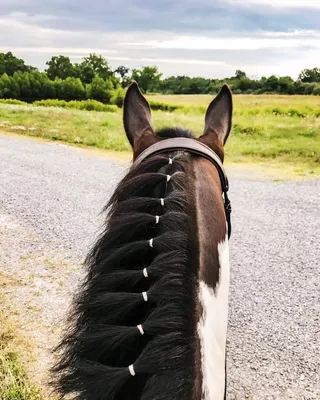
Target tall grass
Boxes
[0,94,319,176]
[0,98,118,113]
[0,305,44,400]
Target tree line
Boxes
[0,52,319,105]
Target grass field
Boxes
[148,93,320,109]
[0,296,44,400]
[0,95,319,396]
[0,94,319,178]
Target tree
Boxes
[114,65,130,87]
[298,68,320,83]
[0,52,36,76]
[60,77,86,101]
[82,54,113,80]
[86,76,114,103]
[234,70,247,79]
[0,73,20,98]
[2,51,320,100]
[42,77,56,99]
[28,71,44,100]
[278,76,295,94]
[74,63,95,84]
[45,56,75,80]
[313,84,320,95]
[131,66,162,93]
[110,87,125,107]
[233,76,257,93]
[261,75,280,93]
[12,71,31,100]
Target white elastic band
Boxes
[160,198,165,206]
[143,268,148,278]
[155,215,160,224]
[142,292,148,302]
[167,175,171,182]
[137,324,144,335]
[149,238,154,248]
[128,364,136,376]
[168,158,173,165]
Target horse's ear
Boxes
[123,81,154,149]
[201,84,232,145]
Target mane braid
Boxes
[51,150,199,400]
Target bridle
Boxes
[132,137,232,239]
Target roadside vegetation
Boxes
[0,51,320,106]
[0,295,44,400]
[0,93,319,177]
[1,51,319,178]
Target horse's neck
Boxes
[193,158,230,400]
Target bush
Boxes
[0,70,121,104]
[304,83,316,95]
[148,100,183,112]
[110,87,125,108]
[86,76,115,103]
[33,99,118,112]
[313,84,320,96]
[260,106,313,118]
[232,89,242,95]
[73,99,105,111]
[0,98,26,105]
[287,108,306,118]
[34,99,67,108]
[73,100,117,112]
[233,123,264,135]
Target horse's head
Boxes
[123,81,232,163]
[52,82,234,400]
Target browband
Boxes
[132,138,232,239]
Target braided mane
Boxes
[51,129,200,400]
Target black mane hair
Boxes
[51,128,200,400]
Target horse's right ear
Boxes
[201,84,233,146]
[123,81,155,150]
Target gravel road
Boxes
[0,133,319,400]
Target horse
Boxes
[51,81,233,400]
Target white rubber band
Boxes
[149,238,154,248]
[160,198,165,206]
[143,268,148,278]
[128,364,136,376]
[168,158,173,165]
[167,175,171,182]
[142,292,148,302]
[137,324,144,335]
[155,215,160,224]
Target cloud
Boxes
[227,0,320,8]
[126,31,320,51]
[0,0,319,79]
[2,0,320,33]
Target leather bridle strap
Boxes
[132,138,232,239]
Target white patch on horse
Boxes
[197,235,230,400]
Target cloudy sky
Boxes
[0,0,319,79]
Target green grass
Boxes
[0,94,319,178]
[0,98,118,113]
[0,301,44,400]
[148,93,320,108]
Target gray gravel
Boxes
[0,134,319,399]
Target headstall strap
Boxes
[133,138,232,239]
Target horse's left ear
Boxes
[123,81,155,150]
[201,84,233,145]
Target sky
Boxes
[0,0,319,79]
